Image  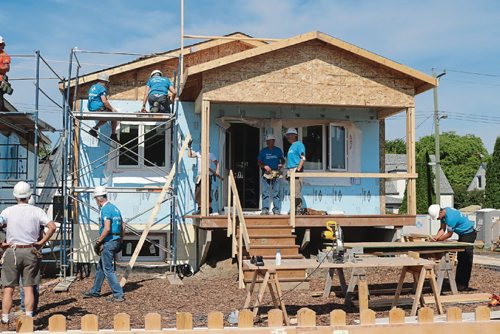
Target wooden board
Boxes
[243,257,435,271]
[344,241,472,252]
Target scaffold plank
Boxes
[72,111,173,122]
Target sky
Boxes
[2,0,500,152]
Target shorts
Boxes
[1,247,41,287]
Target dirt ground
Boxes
[9,260,500,330]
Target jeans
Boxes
[261,176,281,213]
[91,239,124,299]
[19,279,39,313]
[456,230,477,289]
[148,94,171,113]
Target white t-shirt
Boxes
[0,204,51,245]
[194,151,217,174]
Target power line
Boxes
[445,68,500,78]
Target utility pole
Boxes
[433,70,446,206]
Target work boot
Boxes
[81,291,100,298]
[295,198,303,215]
[260,209,269,215]
[88,128,98,138]
[106,296,124,302]
[110,133,119,142]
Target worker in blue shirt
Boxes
[141,70,176,113]
[285,128,306,214]
[87,73,119,141]
[82,186,125,302]
[258,134,285,215]
[429,204,477,291]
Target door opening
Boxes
[227,123,260,210]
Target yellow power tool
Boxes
[321,221,345,263]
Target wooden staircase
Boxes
[238,216,306,284]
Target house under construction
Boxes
[59,31,436,282]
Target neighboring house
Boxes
[385,154,454,213]
[0,99,54,211]
[467,163,486,191]
[65,31,437,268]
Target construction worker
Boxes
[87,74,119,141]
[82,186,125,302]
[428,204,477,291]
[258,134,285,215]
[141,70,176,113]
[0,182,56,325]
[285,128,306,214]
[0,36,12,111]
[187,140,220,214]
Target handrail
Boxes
[227,170,251,288]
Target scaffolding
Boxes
[58,46,184,280]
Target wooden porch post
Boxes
[379,119,386,214]
[201,100,211,216]
[406,107,417,215]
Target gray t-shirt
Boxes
[0,204,50,245]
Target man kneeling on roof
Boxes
[87,73,119,141]
[141,70,176,113]
[0,182,56,326]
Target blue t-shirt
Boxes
[147,76,171,96]
[442,207,474,235]
[286,141,306,169]
[258,146,284,170]
[99,202,123,242]
[87,83,107,111]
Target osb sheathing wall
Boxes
[75,41,256,102]
[202,40,416,108]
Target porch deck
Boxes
[189,214,416,229]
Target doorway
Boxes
[227,123,260,209]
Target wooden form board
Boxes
[242,257,435,271]
[119,134,191,287]
[344,241,472,251]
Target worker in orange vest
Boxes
[0,36,12,111]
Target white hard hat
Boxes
[97,73,110,82]
[13,181,32,199]
[93,186,107,198]
[0,36,4,44]
[285,128,298,135]
[428,204,441,219]
[150,70,163,77]
[265,134,276,141]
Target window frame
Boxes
[116,121,170,169]
[298,125,327,172]
[328,123,348,172]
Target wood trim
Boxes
[295,172,417,179]
[406,107,417,215]
[201,100,210,216]
[379,119,386,214]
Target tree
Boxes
[454,185,485,209]
[385,138,406,154]
[485,137,500,208]
[416,132,489,191]
[399,151,435,214]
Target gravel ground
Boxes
[6,260,499,330]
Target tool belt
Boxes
[263,170,282,180]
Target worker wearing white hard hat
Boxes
[285,128,306,214]
[428,204,476,291]
[87,72,119,141]
[141,69,176,113]
[0,182,56,324]
[257,133,285,215]
[82,186,125,302]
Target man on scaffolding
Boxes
[0,182,56,327]
[0,36,13,111]
[87,73,119,141]
[141,69,176,113]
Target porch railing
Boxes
[289,171,418,228]
[227,169,251,288]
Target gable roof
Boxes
[65,32,268,88]
[385,154,454,195]
[183,31,437,95]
